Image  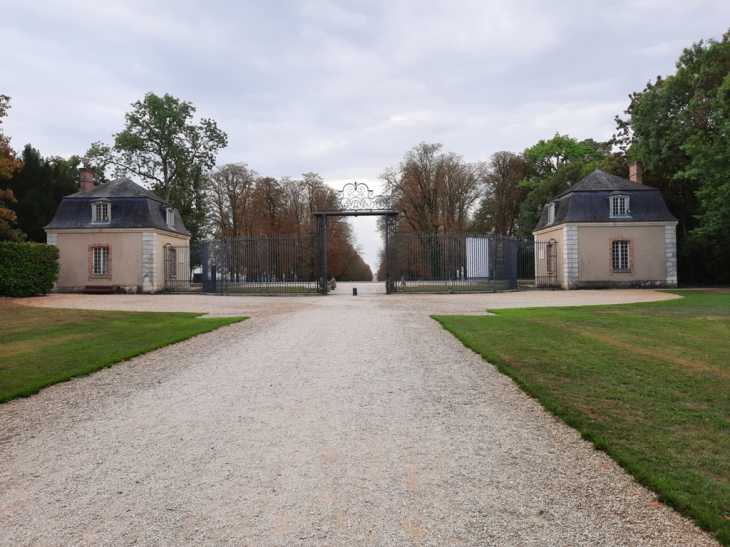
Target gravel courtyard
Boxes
[0,288,718,546]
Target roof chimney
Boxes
[629,161,643,184]
[79,168,94,191]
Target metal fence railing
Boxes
[164,235,320,294]
[388,233,518,293]
[517,238,559,289]
[164,234,559,295]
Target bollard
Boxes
[353,288,357,296]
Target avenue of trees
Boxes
[3,28,730,283]
[205,163,372,281]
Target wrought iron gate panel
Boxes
[164,235,318,294]
[536,239,559,288]
[391,233,517,293]
[516,238,559,288]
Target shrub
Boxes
[0,242,60,297]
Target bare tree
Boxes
[380,142,481,234]
[439,153,481,233]
[472,151,530,236]
[206,162,257,238]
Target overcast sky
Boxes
[3,1,730,272]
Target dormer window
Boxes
[91,200,110,223]
[166,208,175,228]
[610,195,630,217]
[547,202,556,225]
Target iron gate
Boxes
[163,181,558,294]
[389,233,518,293]
[164,234,319,294]
[517,238,559,288]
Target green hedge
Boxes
[0,242,60,297]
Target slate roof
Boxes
[64,177,167,203]
[553,169,655,198]
[533,169,677,232]
[45,177,191,236]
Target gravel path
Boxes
[0,289,717,546]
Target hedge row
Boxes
[0,242,60,297]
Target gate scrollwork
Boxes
[337,182,392,211]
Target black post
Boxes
[322,215,328,295]
[201,240,211,293]
[385,213,390,294]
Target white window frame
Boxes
[612,240,630,272]
[166,208,175,228]
[609,195,630,217]
[547,202,555,224]
[92,246,109,277]
[91,200,111,224]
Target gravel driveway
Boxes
[0,288,717,546]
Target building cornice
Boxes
[533,220,677,237]
[45,227,189,238]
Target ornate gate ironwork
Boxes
[314,181,398,295]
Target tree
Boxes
[380,142,480,234]
[613,29,730,281]
[5,145,79,242]
[205,165,371,280]
[522,133,604,182]
[207,162,258,238]
[0,95,23,181]
[168,164,208,242]
[0,189,25,242]
[86,93,227,241]
[87,92,227,201]
[1,95,26,242]
[471,151,530,236]
[516,134,613,238]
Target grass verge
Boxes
[0,301,245,403]
[434,290,730,545]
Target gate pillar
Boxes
[315,213,328,295]
[385,213,397,294]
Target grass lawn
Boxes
[0,301,245,404]
[434,290,730,545]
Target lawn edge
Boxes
[431,295,728,546]
[0,315,246,405]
